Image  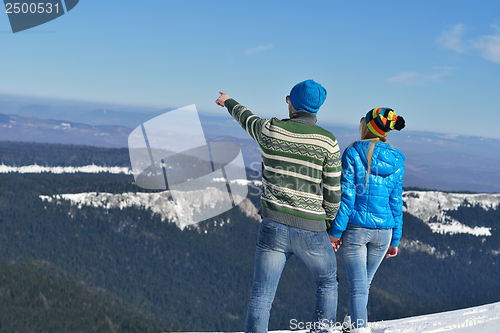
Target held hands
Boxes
[328,236,398,256]
[329,235,342,252]
[386,246,398,258]
[216,92,231,107]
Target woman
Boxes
[328,107,405,333]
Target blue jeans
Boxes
[244,218,338,333]
[341,223,391,329]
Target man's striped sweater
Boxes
[224,99,342,231]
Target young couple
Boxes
[215,79,405,333]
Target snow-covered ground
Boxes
[366,301,500,333]
[260,301,500,333]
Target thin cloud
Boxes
[244,43,274,56]
[473,25,500,64]
[386,72,420,85]
[429,66,457,80]
[387,67,457,85]
[437,24,466,52]
[438,23,500,65]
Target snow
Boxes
[402,191,500,237]
[12,162,493,238]
[0,164,132,175]
[212,177,262,186]
[399,239,449,259]
[427,221,491,237]
[39,188,257,230]
[187,301,500,332]
[364,301,500,332]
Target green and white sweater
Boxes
[225,99,341,231]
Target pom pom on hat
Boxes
[394,116,405,131]
[366,107,405,137]
[289,80,327,114]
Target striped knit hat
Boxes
[366,107,405,137]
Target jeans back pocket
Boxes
[298,230,326,253]
[257,219,279,250]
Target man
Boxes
[216,80,342,333]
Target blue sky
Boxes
[1,0,500,139]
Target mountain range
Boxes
[0,141,499,331]
[2,89,500,194]
[1,95,500,330]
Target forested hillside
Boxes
[0,260,175,332]
[0,141,499,331]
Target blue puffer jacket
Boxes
[328,140,405,246]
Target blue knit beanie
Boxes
[289,80,327,114]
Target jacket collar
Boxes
[289,111,317,125]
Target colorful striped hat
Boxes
[365,107,405,137]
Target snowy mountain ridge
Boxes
[0,164,500,236]
[3,163,495,238]
[40,187,260,230]
[38,185,499,239]
[0,164,132,175]
[403,191,500,237]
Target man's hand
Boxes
[328,235,342,252]
[386,246,398,258]
[216,91,231,107]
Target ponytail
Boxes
[365,138,379,188]
[357,117,386,189]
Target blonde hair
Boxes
[355,117,388,188]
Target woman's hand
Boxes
[216,91,231,107]
[386,246,398,258]
[329,235,342,252]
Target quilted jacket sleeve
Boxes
[389,161,405,246]
[328,148,356,238]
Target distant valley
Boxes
[1,108,500,193]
